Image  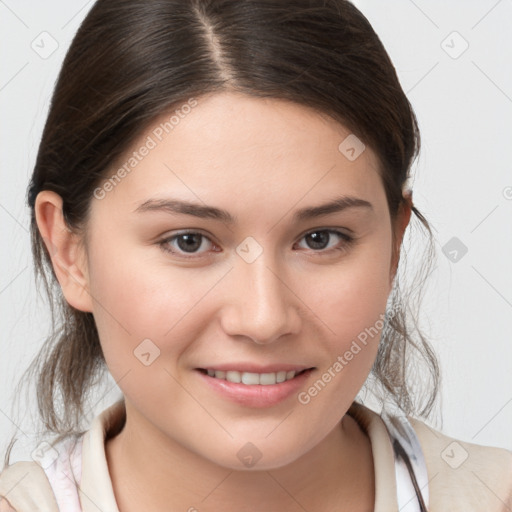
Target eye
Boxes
[295,229,354,254]
[158,228,354,259]
[159,231,217,257]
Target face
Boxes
[79,91,405,470]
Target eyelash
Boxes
[158,229,354,259]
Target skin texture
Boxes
[35,91,412,511]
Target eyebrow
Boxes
[134,195,374,224]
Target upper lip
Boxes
[197,364,315,374]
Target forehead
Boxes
[94,91,385,218]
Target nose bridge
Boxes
[222,242,299,344]
[248,252,285,312]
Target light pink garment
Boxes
[41,437,83,512]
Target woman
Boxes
[1,1,511,511]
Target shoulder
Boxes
[0,461,59,512]
[409,416,512,511]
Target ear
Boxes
[389,189,413,287]
[34,190,93,312]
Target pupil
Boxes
[178,234,201,252]
[307,231,328,249]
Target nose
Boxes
[219,253,302,345]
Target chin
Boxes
[202,439,306,472]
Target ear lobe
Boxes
[34,190,93,313]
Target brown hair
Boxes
[3,0,439,467]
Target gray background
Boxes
[1,0,511,462]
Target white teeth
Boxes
[242,372,260,385]
[205,369,300,385]
[226,370,241,383]
[276,371,287,383]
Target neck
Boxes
[105,401,374,512]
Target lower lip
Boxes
[195,368,315,408]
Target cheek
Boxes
[307,236,392,377]
[313,240,391,331]
[85,236,227,371]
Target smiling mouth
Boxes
[196,367,315,386]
